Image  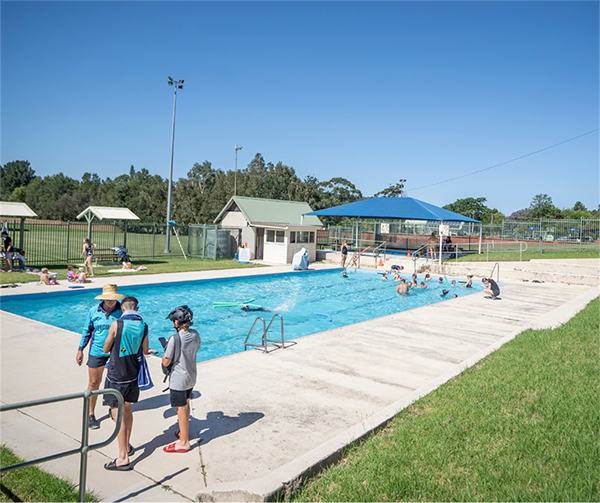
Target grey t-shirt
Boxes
[164,328,201,391]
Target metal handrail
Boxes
[0,388,124,502]
[244,317,266,351]
[264,314,286,348]
[372,242,387,266]
[485,241,528,261]
[490,262,500,282]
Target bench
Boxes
[92,248,122,264]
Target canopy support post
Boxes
[478,222,482,254]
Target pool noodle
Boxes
[213,298,255,307]
[444,275,449,285]
[313,312,332,322]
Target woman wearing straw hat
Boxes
[75,284,124,430]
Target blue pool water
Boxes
[0,269,479,362]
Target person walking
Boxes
[162,305,201,454]
[81,237,96,277]
[76,284,124,430]
[102,295,156,471]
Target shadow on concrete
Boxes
[131,410,263,464]
[113,467,190,502]
[194,410,265,446]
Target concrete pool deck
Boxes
[1,262,599,502]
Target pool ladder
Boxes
[244,314,290,353]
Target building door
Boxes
[255,228,264,259]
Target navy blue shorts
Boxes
[87,355,109,369]
[103,379,140,407]
[170,388,193,408]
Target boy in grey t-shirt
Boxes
[162,305,201,453]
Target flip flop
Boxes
[174,430,180,439]
[104,459,132,471]
[128,444,135,456]
[163,443,189,453]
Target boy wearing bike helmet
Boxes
[162,305,201,453]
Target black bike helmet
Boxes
[166,305,193,324]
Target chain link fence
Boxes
[319,218,600,254]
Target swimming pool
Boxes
[0,269,479,362]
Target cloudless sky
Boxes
[2,1,598,215]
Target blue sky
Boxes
[2,1,598,215]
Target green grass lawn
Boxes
[0,256,261,285]
[0,446,97,502]
[292,296,600,502]
[447,248,599,263]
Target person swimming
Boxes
[241,304,271,312]
[424,273,431,281]
[438,277,444,283]
[440,289,449,297]
[418,281,428,288]
[462,275,473,288]
[381,272,388,280]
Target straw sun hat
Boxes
[95,284,125,300]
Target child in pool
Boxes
[381,272,388,280]
[462,275,473,288]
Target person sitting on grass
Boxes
[162,305,201,454]
[38,268,58,286]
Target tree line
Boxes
[1,159,597,223]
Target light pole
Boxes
[164,76,183,253]
[234,144,243,196]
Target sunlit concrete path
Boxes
[1,265,598,501]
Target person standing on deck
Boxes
[76,284,124,430]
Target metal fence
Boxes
[188,225,241,260]
[1,219,241,267]
[319,218,600,254]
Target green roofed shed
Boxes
[214,196,323,264]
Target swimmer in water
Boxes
[381,272,388,280]
[240,304,271,312]
[409,274,418,287]
[462,275,473,288]
[438,277,444,283]
[451,280,456,287]
[396,278,409,295]
[393,272,401,281]
[342,270,349,278]
[440,289,449,297]
[418,281,428,289]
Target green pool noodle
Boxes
[213,298,255,307]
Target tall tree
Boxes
[443,197,489,221]
[318,177,363,209]
[1,160,36,200]
[374,179,406,198]
[529,194,561,219]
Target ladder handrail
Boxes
[244,314,289,353]
[244,317,266,351]
[490,262,500,282]
[265,314,285,348]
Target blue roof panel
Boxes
[304,197,480,222]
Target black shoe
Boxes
[88,414,100,430]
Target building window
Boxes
[290,231,296,243]
[309,231,315,243]
[266,230,275,242]
[297,231,309,243]
[276,230,285,243]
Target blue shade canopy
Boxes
[566,228,580,232]
[526,226,539,231]
[304,197,480,223]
